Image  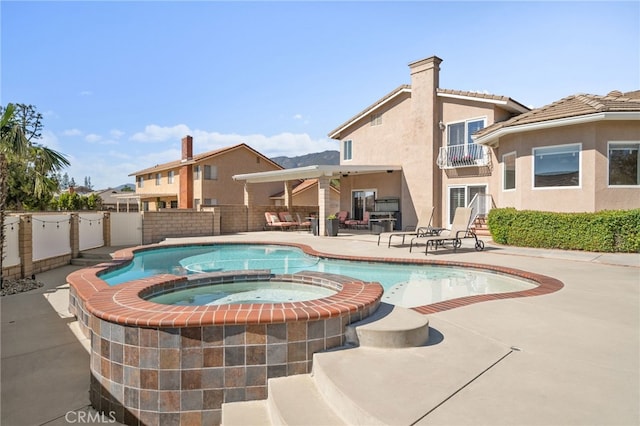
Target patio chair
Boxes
[296,213,311,231]
[377,206,437,247]
[336,211,349,228]
[265,212,296,231]
[345,211,370,229]
[409,207,484,255]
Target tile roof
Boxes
[129,143,282,176]
[475,90,640,140]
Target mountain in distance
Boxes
[271,150,339,169]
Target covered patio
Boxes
[233,164,402,236]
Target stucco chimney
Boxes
[182,135,193,161]
[406,55,443,227]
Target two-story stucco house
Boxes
[328,55,639,229]
[130,136,284,211]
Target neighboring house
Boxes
[130,136,284,211]
[92,188,139,212]
[270,178,341,212]
[328,56,639,228]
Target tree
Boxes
[1,103,70,287]
[0,104,70,210]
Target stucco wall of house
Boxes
[493,120,640,212]
[200,148,283,205]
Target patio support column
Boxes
[284,181,293,208]
[318,175,331,236]
[244,183,253,232]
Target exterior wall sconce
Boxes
[438,121,446,131]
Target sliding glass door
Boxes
[351,189,376,221]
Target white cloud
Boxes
[85,133,102,143]
[63,128,83,136]
[293,114,303,120]
[193,130,338,158]
[110,129,125,139]
[79,90,93,96]
[130,124,191,142]
[128,124,338,157]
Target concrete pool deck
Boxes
[1,230,638,425]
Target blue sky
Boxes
[2,1,638,189]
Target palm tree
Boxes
[1,103,70,288]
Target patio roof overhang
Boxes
[232,164,402,183]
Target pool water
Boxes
[101,244,536,308]
[147,280,337,306]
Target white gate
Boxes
[79,213,105,251]
[110,212,142,246]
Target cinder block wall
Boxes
[142,211,216,244]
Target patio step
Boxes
[70,250,113,266]
[345,303,429,348]
[221,305,431,425]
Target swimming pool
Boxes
[100,244,537,308]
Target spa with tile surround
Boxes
[68,262,382,426]
[66,242,562,425]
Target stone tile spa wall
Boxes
[68,264,383,426]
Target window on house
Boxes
[609,142,639,186]
[137,176,144,188]
[142,201,149,211]
[204,198,217,205]
[533,143,581,188]
[168,171,174,184]
[194,165,201,180]
[155,173,161,185]
[170,200,178,208]
[447,118,486,160]
[370,113,382,126]
[194,199,200,210]
[503,152,516,190]
[204,165,218,180]
[343,140,353,161]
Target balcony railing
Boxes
[437,143,491,169]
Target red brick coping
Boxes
[67,241,564,325]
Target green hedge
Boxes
[487,208,640,253]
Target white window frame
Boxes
[608,141,640,187]
[343,140,353,161]
[168,170,175,184]
[155,173,161,186]
[502,151,517,191]
[447,184,487,227]
[194,165,201,180]
[137,176,144,188]
[532,143,582,190]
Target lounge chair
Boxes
[345,211,370,229]
[377,206,437,247]
[409,207,484,255]
[278,212,300,227]
[265,212,296,230]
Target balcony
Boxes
[437,143,491,169]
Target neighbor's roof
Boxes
[474,90,640,146]
[270,178,339,199]
[328,86,529,139]
[129,143,283,176]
